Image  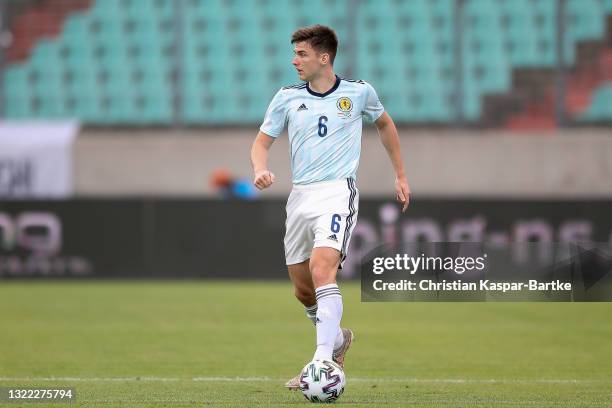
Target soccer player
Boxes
[250,25,410,389]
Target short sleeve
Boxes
[362,82,385,122]
[260,89,287,138]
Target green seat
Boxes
[464,0,499,22]
[258,0,295,20]
[181,90,209,124]
[506,39,540,67]
[260,17,294,41]
[405,91,429,121]
[185,14,222,42]
[67,96,102,122]
[64,69,99,101]
[133,69,172,97]
[532,0,556,15]
[3,66,32,117]
[61,13,92,39]
[462,89,481,121]
[3,66,30,100]
[394,0,432,21]
[534,35,556,66]
[130,45,169,70]
[31,74,65,101]
[137,90,173,124]
[384,92,412,122]
[6,0,610,124]
[464,3,502,39]
[30,40,63,67]
[122,1,170,21]
[405,64,439,94]
[90,0,123,19]
[223,18,260,41]
[225,93,254,124]
[4,96,32,118]
[183,0,211,19]
[467,62,510,93]
[100,66,132,95]
[215,0,259,20]
[563,0,605,64]
[579,84,612,121]
[429,0,454,18]
[199,94,231,124]
[424,94,453,122]
[37,97,69,118]
[94,37,130,65]
[566,0,604,40]
[104,93,140,124]
[499,0,533,18]
[184,66,231,95]
[60,41,97,69]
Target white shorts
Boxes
[284,178,359,267]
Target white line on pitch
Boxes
[0,377,609,384]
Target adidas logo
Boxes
[327,234,338,242]
[297,103,308,111]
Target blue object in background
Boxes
[230,179,259,200]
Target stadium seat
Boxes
[578,83,612,120]
[66,95,101,122]
[2,0,612,124]
[4,96,32,118]
[62,13,92,39]
[64,69,98,96]
[3,64,30,96]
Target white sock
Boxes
[312,283,343,361]
[305,304,345,350]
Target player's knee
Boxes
[294,286,315,305]
[310,262,335,287]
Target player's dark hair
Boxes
[291,25,338,65]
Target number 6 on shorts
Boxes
[330,214,341,233]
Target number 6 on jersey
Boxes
[318,116,328,137]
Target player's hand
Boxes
[395,176,410,212]
[253,170,276,190]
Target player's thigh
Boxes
[309,246,342,288]
[288,260,315,302]
[284,190,314,266]
[312,179,359,267]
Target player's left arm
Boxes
[374,112,410,212]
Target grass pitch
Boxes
[0,281,611,407]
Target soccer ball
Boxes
[299,359,346,403]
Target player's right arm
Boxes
[252,88,288,190]
[251,131,276,190]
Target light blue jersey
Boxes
[260,75,384,185]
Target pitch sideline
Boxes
[0,377,608,384]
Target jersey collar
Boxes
[306,75,341,98]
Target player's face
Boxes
[292,41,326,81]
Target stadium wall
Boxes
[74,128,612,198]
[1,198,610,280]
